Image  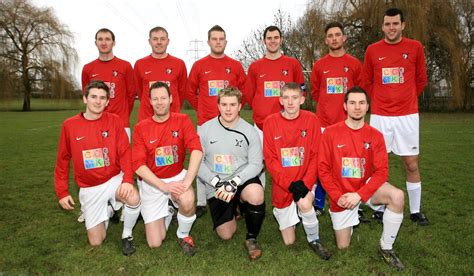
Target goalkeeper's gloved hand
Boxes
[215,176,240,203]
[288,180,309,202]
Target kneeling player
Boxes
[198,87,265,260]
[319,86,405,270]
[263,83,330,260]
[133,82,202,256]
[54,80,141,256]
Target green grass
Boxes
[0,103,473,274]
[0,98,84,111]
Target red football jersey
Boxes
[186,55,246,125]
[82,57,136,127]
[54,112,133,200]
[318,121,388,212]
[132,113,202,178]
[263,110,321,208]
[134,54,187,122]
[310,53,362,127]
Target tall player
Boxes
[319,86,405,271]
[134,26,188,122]
[361,8,429,225]
[82,28,135,139]
[186,25,247,218]
[198,87,265,260]
[246,25,305,188]
[54,81,141,256]
[263,83,330,260]
[310,22,362,215]
[133,82,202,256]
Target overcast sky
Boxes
[33,0,310,83]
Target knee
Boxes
[148,240,163,249]
[391,189,405,209]
[297,196,313,212]
[337,243,349,250]
[404,160,419,173]
[88,238,104,247]
[246,192,264,205]
[218,231,234,241]
[283,237,295,246]
[126,189,141,206]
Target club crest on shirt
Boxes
[300,129,307,137]
[101,130,109,138]
[344,66,349,72]
[225,67,231,74]
[364,142,371,150]
[166,68,172,74]
[402,53,408,59]
[235,139,243,147]
[282,69,288,76]
[112,70,118,77]
[171,130,179,138]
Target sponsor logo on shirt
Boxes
[208,80,225,96]
[341,157,362,178]
[382,67,405,84]
[326,77,347,94]
[214,154,233,174]
[155,145,178,167]
[76,136,85,141]
[281,147,304,167]
[82,147,110,169]
[264,81,282,97]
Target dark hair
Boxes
[384,8,404,22]
[149,81,171,97]
[95,28,115,41]
[281,82,303,95]
[324,22,344,35]
[149,26,169,38]
[84,80,110,99]
[208,25,226,40]
[263,25,282,39]
[217,87,242,104]
[344,86,369,103]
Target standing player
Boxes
[54,80,141,256]
[246,25,305,187]
[310,22,362,215]
[361,8,429,225]
[186,25,247,217]
[319,86,405,271]
[134,26,188,122]
[198,88,265,260]
[133,82,202,256]
[263,83,330,260]
[82,28,135,139]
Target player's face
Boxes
[325,27,346,51]
[208,31,227,56]
[344,92,369,121]
[149,30,169,56]
[95,32,115,55]
[150,87,172,117]
[279,88,305,118]
[264,30,282,54]
[84,88,109,115]
[382,15,405,44]
[218,95,241,125]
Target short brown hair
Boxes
[149,81,171,97]
[217,87,242,104]
[208,25,226,40]
[149,26,169,38]
[84,80,110,99]
[281,82,303,95]
[95,28,115,41]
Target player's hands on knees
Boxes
[118,182,134,200]
[58,195,75,210]
[338,193,361,209]
[165,181,186,197]
[288,180,309,202]
[215,180,237,203]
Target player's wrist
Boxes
[210,175,221,188]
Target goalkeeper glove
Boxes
[288,180,309,202]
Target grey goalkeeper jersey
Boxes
[198,116,263,189]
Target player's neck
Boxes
[151,52,168,59]
[98,53,114,61]
[384,36,403,45]
[83,111,103,121]
[218,116,239,128]
[345,118,365,130]
[329,48,346,58]
[265,51,281,60]
[153,113,170,123]
[281,110,299,120]
[210,52,225,59]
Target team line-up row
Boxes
[56,8,428,271]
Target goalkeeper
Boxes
[198,87,265,261]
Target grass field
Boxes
[0,100,473,274]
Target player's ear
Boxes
[169,94,173,104]
[343,102,347,111]
[300,95,305,105]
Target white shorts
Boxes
[272,189,316,230]
[370,114,419,156]
[139,169,186,224]
[79,172,124,230]
[329,197,382,230]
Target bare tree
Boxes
[0,0,77,111]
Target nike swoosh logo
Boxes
[91,74,99,77]
[259,74,266,78]
[76,136,85,141]
[205,71,211,74]
[378,57,386,61]
[150,139,158,144]
[145,71,152,75]
[337,144,345,148]
[274,136,282,140]
[323,70,330,74]
[210,140,217,144]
